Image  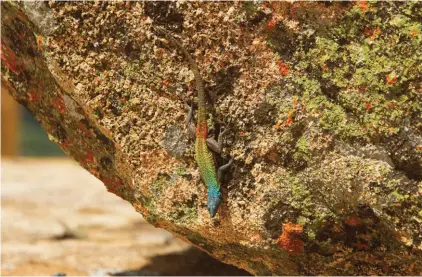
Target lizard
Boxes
[156,27,232,218]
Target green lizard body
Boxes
[184,44,222,218]
[195,106,221,217]
[157,28,226,217]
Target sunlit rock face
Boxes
[2,1,421,275]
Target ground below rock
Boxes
[1,158,249,276]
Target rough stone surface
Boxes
[1,1,422,275]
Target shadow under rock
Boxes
[111,247,251,276]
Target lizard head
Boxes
[207,188,221,218]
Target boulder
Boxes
[2,1,421,275]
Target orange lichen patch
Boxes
[277,222,304,256]
[364,27,372,37]
[345,217,361,226]
[283,109,295,127]
[27,87,41,102]
[386,72,397,85]
[133,202,149,217]
[90,169,101,179]
[162,79,170,87]
[416,145,422,152]
[322,64,328,71]
[371,27,381,40]
[355,242,369,250]
[156,48,166,57]
[36,34,44,51]
[274,123,281,130]
[277,59,289,76]
[77,121,93,137]
[17,9,29,22]
[284,117,293,127]
[365,102,371,111]
[364,27,381,40]
[386,102,395,109]
[84,149,95,164]
[59,138,73,149]
[102,175,123,196]
[358,0,368,12]
[51,94,66,114]
[34,32,51,51]
[1,44,21,75]
[410,28,419,39]
[266,18,277,31]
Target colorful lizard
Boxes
[156,27,232,218]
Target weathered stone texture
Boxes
[2,1,421,275]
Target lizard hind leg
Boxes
[217,158,233,183]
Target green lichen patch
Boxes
[169,203,198,224]
[267,2,421,145]
[149,174,170,199]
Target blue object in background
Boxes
[20,108,65,157]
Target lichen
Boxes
[266,2,421,144]
[4,1,421,275]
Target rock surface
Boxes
[1,1,422,275]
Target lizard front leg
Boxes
[206,128,228,153]
[185,102,196,138]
